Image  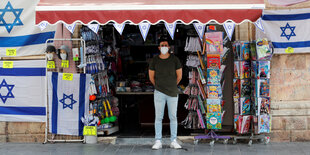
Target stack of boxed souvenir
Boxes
[233,41,252,134]
[251,38,272,134]
[205,32,224,130]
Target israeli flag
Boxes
[139,22,151,41]
[262,8,310,53]
[64,23,76,34]
[164,22,177,40]
[223,22,236,41]
[0,60,46,122]
[113,23,125,35]
[193,23,205,41]
[87,24,100,34]
[48,72,91,136]
[0,0,55,57]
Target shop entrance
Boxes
[107,23,235,137]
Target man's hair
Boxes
[158,35,171,45]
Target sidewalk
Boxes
[0,142,309,155]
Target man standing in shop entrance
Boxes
[149,38,182,149]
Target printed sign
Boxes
[47,61,55,68]
[62,73,73,81]
[3,61,13,68]
[83,126,97,136]
[61,60,69,68]
[6,49,16,56]
[285,47,294,53]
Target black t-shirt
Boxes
[149,54,182,97]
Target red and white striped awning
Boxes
[35,0,265,25]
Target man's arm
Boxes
[176,68,182,85]
[149,70,155,86]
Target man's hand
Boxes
[176,68,182,84]
[149,70,155,86]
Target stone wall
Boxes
[0,122,45,142]
[270,54,310,142]
[265,0,310,142]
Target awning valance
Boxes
[35,0,265,25]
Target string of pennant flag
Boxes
[38,19,265,42]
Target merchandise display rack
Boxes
[44,38,87,144]
[232,39,272,146]
[192,31,231,146]
[81,26,120,136]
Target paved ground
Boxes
[0,142,309,155]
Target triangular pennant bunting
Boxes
[193,23,205,40]
[38,21,48,31]
[64,23,76,34]
[223,22,236,41]
[113,23,126,35]
[254,18,265,33]
[139,22,151,41]
[87,24,100,34]
[164,22,177,40]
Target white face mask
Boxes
[160,47,169,55]
[46,53,53,61]
[60,53,67,60]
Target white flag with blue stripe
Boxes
[48,72,90,136]
[262,8,310,53]
[0,0,55,57]
[0,60,46,122]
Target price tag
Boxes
[83,126,97,136]
[285,47,294,53]
[6,49,16,56]
[3,61,13,68]
[47,61,55,69]
[61,60,69,68]
[62,73,73,81]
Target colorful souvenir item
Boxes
[207,54,221,69]
[258,61,270,79]
[207,99,221,113]
[234,61,240,78]
[240,97,251,115]
[207,113,222,129]
[207,69,220,84]
[205,32,223,54]
[241,42,250,60]
[256,38,272,60]
[258,114,271,133]
[240,61,251,79]
[207,84,222,99]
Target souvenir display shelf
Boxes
[232,39,272,146]
[81,26,120,136]
[193,32,231,146]
[182,31,231,146]
[44,38,87,144]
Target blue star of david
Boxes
[280,23,296,40]
[0,1,24,33]
[0,79,14,104]
[59,94,77,109]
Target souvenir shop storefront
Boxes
[36,0,271,144]
[2,0,280,144]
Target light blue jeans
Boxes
[154,90,178,142]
